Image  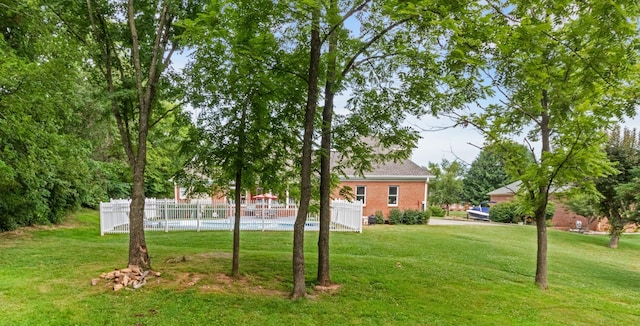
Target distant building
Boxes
[332,154,431,218]
[488,181,607,231]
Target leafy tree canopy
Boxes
[463,145,511,205]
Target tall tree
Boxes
[181,0,303,277]
[317,0,339,287]
[463,0,640,288]
[317,0,485,287]
[292,0,322,300]
[82,0,201,269]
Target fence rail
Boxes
[100,199,362,235]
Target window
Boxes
[388,186,398,206]
[355,186,366,205]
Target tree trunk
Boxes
[608,213,623,249]
[292,4,321,300]
[232,170,242,277]
[534,203,548,289]
[317,0,338,287]
[128,163,150,269]
[232,104,248,278]
[535,90,550,290]
[608,231,621,249]
[88,1,174,271]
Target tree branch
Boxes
[87,0,135,166]
[341,18,411,78]
[321,0,372,44]
[487,0,615,89]
[127,0,146,112]
[142,5,170,116]
[540,30,615,89]
[352,52,400,69]
[480,69,544,128]
[149,101,188,129]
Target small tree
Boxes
[181,0,302,277]
[428,159,465,216]
[594,127,640,248]
[564,194,600,230]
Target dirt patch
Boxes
[170,272,288,297]
[313,283,341,294]
[176,272,204,287]
[164,252,233,264]
[0,229,34,243]
[195,252,233,259]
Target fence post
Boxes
[197,202,201,232]
[100,202,104,236]
[357,200,363,233]
[164,200,168,232]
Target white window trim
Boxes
[388,185,399,207]
[355,185,366,206]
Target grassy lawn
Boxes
[2,209,640,325]
[445,210,468,219]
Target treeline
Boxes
[0,3,190,230]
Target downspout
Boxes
[423,178,429,211]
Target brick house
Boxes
[332,156,432,218]
[488,181,608,231]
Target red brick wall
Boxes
[489,193,605,231]
[336,180,427,218]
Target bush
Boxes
[488,201,556,224]
[422,210,431,224]
[385,209,431,225]
[489,201,522,223]
[388,209,403,225]
[428,206,446,217]
[402,209,418,225]
[375,211,385,224]
[404,209,430,225]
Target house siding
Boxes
[337,180,426,218]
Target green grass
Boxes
[2,209,640,325]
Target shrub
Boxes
[489,202,517,223]
[388,209,403,225]
[403,209,420,225]
[384,209,431,225]
[422,210,431,224]
[489,200,556,224]
[428,206,446,217]
[375,211,385,224]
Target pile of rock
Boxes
[92,265,161,291]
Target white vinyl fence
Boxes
[100,198,362,235]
